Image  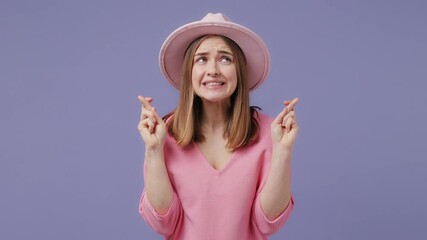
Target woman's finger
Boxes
[139,96,153,103]
[284,117,297,133]
[274,107,289,124]
[281,111,296,127]
[145,97,153,103]
[274,99,298,124]
[141,118,155,134]
[139,96,158,124]
[151,107,164,125]
[140,109,157,128]
[140,108,155,121]
[284,118,292,132]
[285,98,299,111]
[138,95,153,109]
[150,107,159,123]
[284,99,298,117]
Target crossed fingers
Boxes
[275,97,299,132]
[138,96,158,133]
[283,98,298,114]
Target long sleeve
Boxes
[251,113,294,235]
[252,193,294,234]
[139,149,183,237]
[139,190,182,236]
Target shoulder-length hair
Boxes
[164,35,259,151]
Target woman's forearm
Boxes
[260,147,292,221]
[144,148,174,215]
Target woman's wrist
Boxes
[145,146,164,159]
[271,145,293,162]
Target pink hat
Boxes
[159,13,270,91]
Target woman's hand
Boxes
[262,98,299,220]
[137,96,167,150]
[271,98,299,151]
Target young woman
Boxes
[138,13,299,240]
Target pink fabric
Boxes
[139,113,294,240]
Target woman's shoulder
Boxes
[249,109,273,144]
[253,109,274,127]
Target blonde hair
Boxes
[164,35,259,150]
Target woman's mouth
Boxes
[203,82,225,87]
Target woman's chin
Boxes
[199,95,232,104]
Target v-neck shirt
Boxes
[139,112,294,240]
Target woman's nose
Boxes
[206,61,220,76]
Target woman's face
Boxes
[191,36,237,104]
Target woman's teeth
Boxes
[204,82,224,87]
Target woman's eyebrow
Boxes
[194,50,233,56]
[194,52,208,56]
[218,50,233,56]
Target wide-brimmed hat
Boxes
[159,13,270,91]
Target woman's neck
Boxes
[200,100,230,132]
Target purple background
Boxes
[1,0,426,239]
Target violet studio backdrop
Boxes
[1,0,426,239]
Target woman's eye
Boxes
[195,57,206,63]
[220,56,233,63]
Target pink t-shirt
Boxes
[139,112,294,240]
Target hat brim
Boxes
[159,20,270,91]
